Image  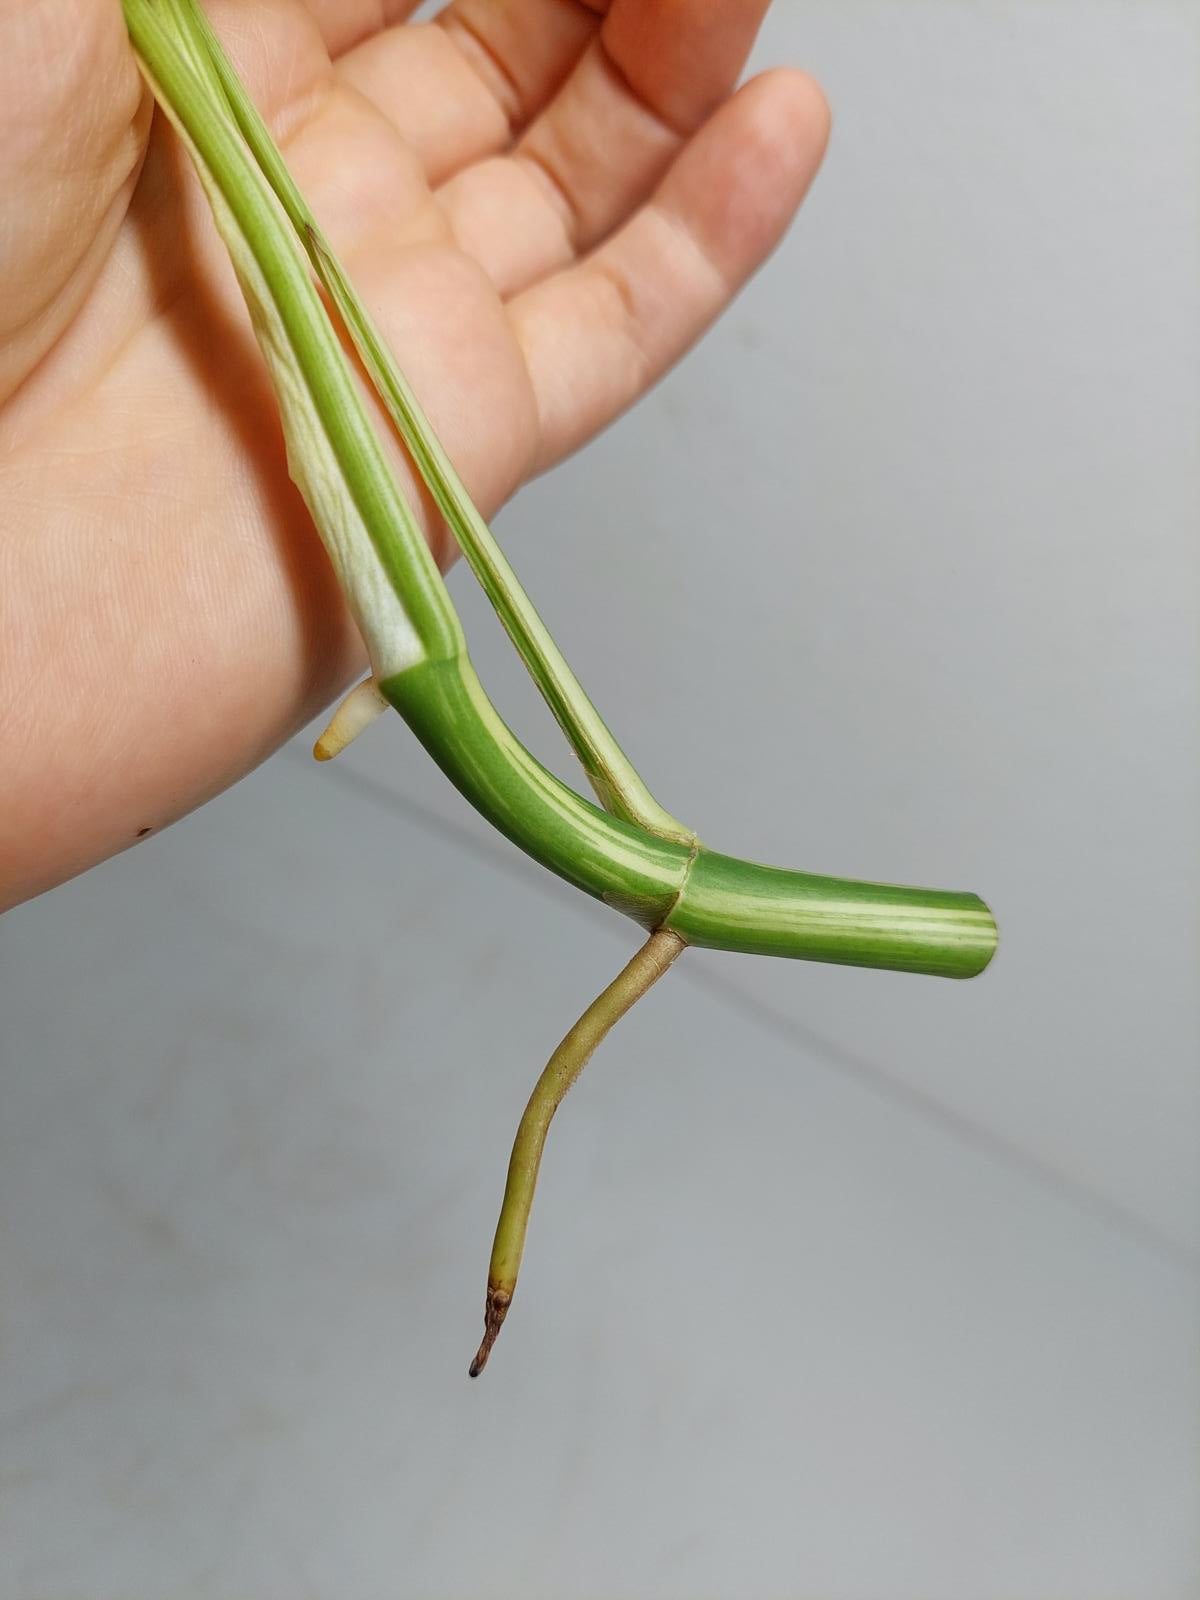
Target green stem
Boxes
[470,927,686,1377]
[307,227,695,846]
[385,658,996,978]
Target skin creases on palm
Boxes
[0,0,830,910]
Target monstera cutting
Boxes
[122,0,997,1375]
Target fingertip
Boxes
[658,68,830,284]
[766,67,833,153]
[737,67,832,194]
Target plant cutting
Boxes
[122,0,997,1375]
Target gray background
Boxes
[3,2,1197,1595]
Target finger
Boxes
[437,0,770,297]
[334,0,603,186]
[509,69,831,472]
[0,0,147,400]
[298,0,422,60]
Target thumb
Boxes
[0,0,147,399]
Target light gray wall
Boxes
[3,4,1197,1596]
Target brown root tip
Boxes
[312,740,334,762]
[468,1282,512,1378]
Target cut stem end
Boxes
[468,1282,512,1378]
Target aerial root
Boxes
[313,676,388,761]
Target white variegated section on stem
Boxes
[147,69,425,682]
[203,171,426,682]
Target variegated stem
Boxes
[121,0,998,984]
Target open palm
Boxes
[0,0,828,908]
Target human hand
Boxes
[0,0,829,909]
